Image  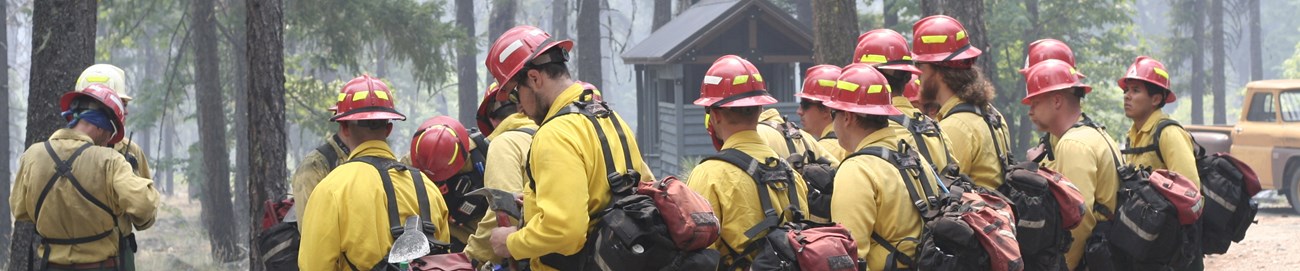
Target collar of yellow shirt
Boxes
[935,97,964,121]
[50,128,96,144]
[1128,110,1170,137]
[540,82,591,123]
[347,140,399,161]
[853,126,901,152]
[489,113,539,140]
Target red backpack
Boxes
[636,176,720,251]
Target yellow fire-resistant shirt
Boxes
[1039,115,1122,269]
[508,83,655,271]
[112,138,151,179]
[937,98,1012,190]
[892,96,958,174]
[833,127,941,271]
[290,133,349,222]
[814,126,847,161]
[11,128,159,265]
[298,140,451,270]
[759,109,841,168]
[1124,111,1202,188]
[686,130,811,269]
[464,113,537,263]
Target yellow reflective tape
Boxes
[733,75,750,85]
[1153,67,1169,79]
[956,30,967,41]
[375,90,390,100]
[914,79,921,85]
[85,75,110,83]
[867,85,884,94]
[446,128,461,165]
[753,74,763,82]
[836,80,860,92]
[1070,67,1079,76]
[337,93,347,102]
[902,55,912,61]
[921,35,949,44]
[817,79,836,87]
[352,91,370,101]
[860,54,888,64]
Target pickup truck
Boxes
[1186,79,1300,213]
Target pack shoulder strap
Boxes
[1073,114,1124,219]
[822,131,837,139]
[346,156,432,240]
[317,134,349,170]
[888,112,957,175]
[703,148,804,267]
[760,120,811,165]
[467,128,491,172]
[1119,119,1184,164]
[526,91,635,196]
[34,142,116,245]
[945,102,1011,174]
[511,127,537,136]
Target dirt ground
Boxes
[1204,193,1300,271]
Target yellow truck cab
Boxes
[1187,79,1300,213]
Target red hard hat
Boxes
[410,116,471,182]
[61,84,128,145]
[1020,39,1084,78]
[474,82,507,135]
[824,64,902,116]
[1118,56,1174,103]
[912,15,982,64]
[1022,59,1091,105]
[694,55,777,107]
[796,65,842,102]
[485,25,574,91]
[904,74,922,103]
[331,75,406,122]
[855,29,921,74]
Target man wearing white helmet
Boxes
[75,64,151,180]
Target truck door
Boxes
[1232,90,1279,186]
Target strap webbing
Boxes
[703,148,803,264]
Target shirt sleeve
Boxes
[11,156,31,222]
[1159,127,1202,188]
[830,159,879,260]
[107,154,159,230]
[299,184,343,270]
[507,119,593,259]
[686,162,729,253]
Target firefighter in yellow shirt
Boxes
[857,28,960,176]
[299,75,451,270]
[912,15,1013,189]
[289,132,348,222]
[796,65,847,161]
[825,63,942,271]
[11,84,159,270]
[484,26,654,271]
[1118,56,1202,187]
[462,82,538,265]
[1022,59,1121,270]
[687,55,810,269]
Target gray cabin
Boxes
[622,0,814,176]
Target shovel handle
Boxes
[492,210,521,271]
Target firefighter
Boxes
[463,82,539,265]
[11,84,159,271]
[1023,39,1086,162]
[796,65,848,160]
[758,106,840,168]
[911,15,1013,190]
[1021,59,1121,270]
[687,55,811,269]
[74,64,151,179]
[289,100,350,222]
[483,25,654,271]
[826,63,941,271]
[856,28,959,176]
[407,116,478,250]
[1116,56,1204,270]
[298,75,451,270]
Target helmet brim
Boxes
[692,95,779,107]
[824,101,903,116]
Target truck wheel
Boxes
[1289,165,1300,214]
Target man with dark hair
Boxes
[796,65,846,160]
[912,15,1013,190]
[857,28,959,176]
[1118,56,1200,188]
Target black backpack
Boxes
[888,111,961,178]
[1118,119,1260,255]
[526,92,719,271]
[760,120,837,221]
[844,141,943,271]
[705,149,861,271]
[343,156,453,271]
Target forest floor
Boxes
[134,185,246,271]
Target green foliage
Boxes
[1285,40,1300,79]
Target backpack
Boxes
[256,196,299,271]
[636,176,721,251]
[760,120,837,221]
[844,141,944,271]
[888,111,961,178]
[705,149,861,271]
[527,92,720,271]
[1120,119,1261,255]
[918,180,1024,271]
[1087,167,1202,271]
[999,162,1086,271]
[343,156,460,271]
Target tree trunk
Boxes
[553,0,570,39]
[1249,0,1262,81]
[192,0,239,262]
[11,1,96,269]
[489,0,517,85]
[1015,0,1040,158]
[247,0,289,269]
[883,0,899,29]
[1211,0,1225,124]
[653,0,672,31]
[230,0,252,240]
[795,0,813,29]
[456,0,478,126]
[577,0,603,85]
[811,0,858,66]
[1191,0,1205,124]
[0,0,11,264]
[162,122,176,196]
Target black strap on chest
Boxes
[946,102,1013,174]
[1119,119,1184,164]
[525,90,636,196]
[703,148,804,268]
